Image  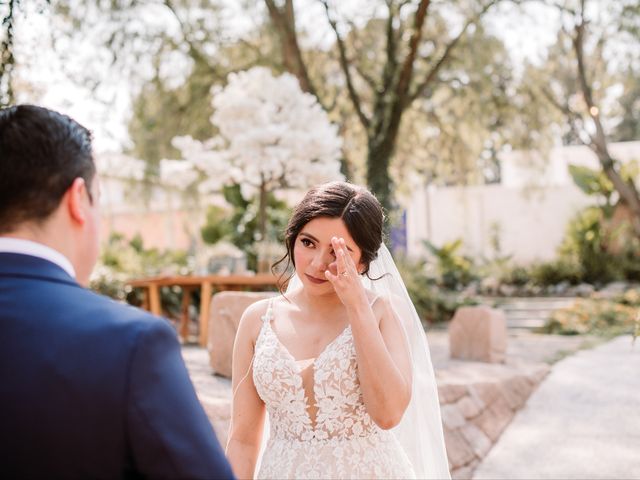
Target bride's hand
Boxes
[324,237,368,310]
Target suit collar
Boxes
[0,237,76,278]
[0,252,80,287]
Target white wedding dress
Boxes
[252,299,416,479]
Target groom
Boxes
[0,105,234,479]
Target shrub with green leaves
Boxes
[395,254,477,325]
[529,259,583,286]
[542,294,639,336]
[200,184,291,271]
[90,233,190,317]
[423,239,477,290]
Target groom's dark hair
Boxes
[0,105,96,234]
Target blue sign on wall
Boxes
[390,210,407,254]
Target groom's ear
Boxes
[64,178,91,226]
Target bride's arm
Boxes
[349,295,413,429]
[226,303,267,479]
[326,237,412,429]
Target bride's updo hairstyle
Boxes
[272,181,385,291]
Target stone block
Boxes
[456,395,483,419]
[443,428,476,470]
[451,459,480,480]
[437,383,468,405]
[441,404,467,430]
[469,381,500,406]
[472,394,514,442]
[208,291,277,378]
[460,423,492,457]
[499,375,533,410]
[448,306,507,363]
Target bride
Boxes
[226,181,450,479]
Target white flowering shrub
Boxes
[164,66,344,240]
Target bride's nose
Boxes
[311,249,334,271]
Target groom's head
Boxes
[0,105,101,285]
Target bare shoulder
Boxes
[237,297,274,344]
[368,290,407,323]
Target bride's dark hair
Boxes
[272,181,385,292]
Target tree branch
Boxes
[265,0,323,106]
[394,0,430,106]
[163,0,221,77]
[354,63,378,91]
[409,0,498,103]
[569,0,640,227]
[319,0,370,129]
[382,0,398,93]
[538,84,591,145]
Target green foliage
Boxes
[423,239,477,290]
[568,164,614,206]
[200,205,232,245]
[395,254,477,325]
[559,207,625,284]
[498,265,531,287]
[542,294,639,336]
[200,184,291,271]
[529,259,583,287]
[90,233,190,317]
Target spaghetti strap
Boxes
[261,298,274,324]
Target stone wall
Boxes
[437,362,549,479]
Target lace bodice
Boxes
[252,300,379,442]
[252,299,416,479]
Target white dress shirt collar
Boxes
[0,237,76,278]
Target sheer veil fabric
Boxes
[253,244,450,479]
[365,245,450,479]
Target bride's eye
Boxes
[300,238,313,248]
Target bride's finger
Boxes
[339,238,358,275]
[332,237,347,274]
[324,268,338,283]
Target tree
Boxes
[0,0,50,106]
[528,0,640,235]
[164,66,343,242]
[127,10,284,170]
[0,0,20,106]
[263,0,505,210]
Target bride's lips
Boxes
[305,274,328,284]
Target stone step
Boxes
[481,297,577,308]
[506,318,548,329]
[503,311,558,319]
[477,297,578,330]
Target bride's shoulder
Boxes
[237,296,276,339]
[365,288,391,306]
[366,290,405,318]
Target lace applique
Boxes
[252,300,416,479]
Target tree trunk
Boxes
[572,7,640,236]
[264,0,319,100]
[595,151,640,236]
[0,0,18,107]
[367,134,396,213]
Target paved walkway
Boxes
[474,335,640,479]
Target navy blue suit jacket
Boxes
[0,253,234,479]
